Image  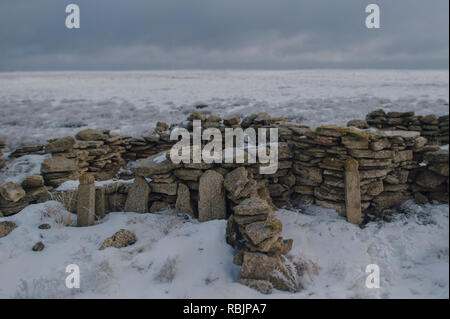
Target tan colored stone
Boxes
[21,174,44,189]
[233,197,273,216]
[124,176,150,213]
[76,129,107,141]
[0,182,26,202]
[99,229,136,250]
[175,183,194,217]
[77,174,95,227]
[242,221,281,246]
[344,159,362,224]
[45,136,76,153]
[198,170,226,222]
[130,152,179,177]
[240,252,300,292]
[41,157,78,174]
[0,221,17,238]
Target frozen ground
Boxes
[0,200,448,299]
[0,70,449,150]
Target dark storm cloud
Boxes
[0,0,448,70]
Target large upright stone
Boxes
[175,183,194,217]
[344,158,362,225]
[198,170,226,222]
[77,174,95,227]
[124,176,150,213]
[95,187,106,220]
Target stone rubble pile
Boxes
[348,109,449,145]
[44,129,128,182]
[225,182,298,293]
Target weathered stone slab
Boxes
[240,252,300,292]
[77,174,95,227]
[124,177,150,213]
[45,136,76,153]
[95,187,106,220]
[21,174,44,189]
[41,157,78,173]
[130,152,179,177]
[198,170,226,222]
[344,159,362,224]
[175,183,194,217]
[233,197,273,216]
[76,129,107,141]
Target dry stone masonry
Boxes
[1,109,449,293]
[348,109,449,145]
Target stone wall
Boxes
[1,111,449,219]
[347,109,449,145]
[2,111,448,294]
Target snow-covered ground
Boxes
[0,200,448,299]
[0,70,448,150]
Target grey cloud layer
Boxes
[0,0,448,70]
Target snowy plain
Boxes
[0,70,449,298]
[0,70,449,150]
[0,200,448,299]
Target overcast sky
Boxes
[0,0,448,71]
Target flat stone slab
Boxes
[130,152,179,176]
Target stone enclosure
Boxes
[1,110,449,293]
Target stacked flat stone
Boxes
[0,138,5,169]
[41,128,128,186]
[73,129,127,178]
[226,196,297,294]
[419,114,441,144]
[365,109,418,131]
[347,109,450,146]
[124,122,176,161]
[41,156,79,188]
[131,151,180,213]
[9,145,44,158]
[4,110,449,221]
[438,115,449,145]
[179,112,295,207]
[289,125,427,215]
[412,150,449,204]
[0,175,50,216]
